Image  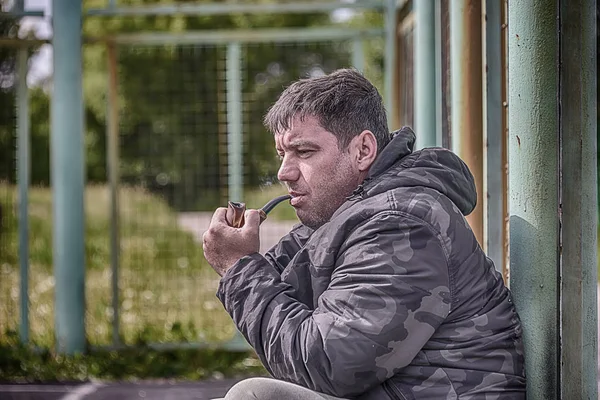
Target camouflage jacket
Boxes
[216,127,526,399]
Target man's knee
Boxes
[222,377,347,400]
[224,377,276,400]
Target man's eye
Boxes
[297,149,314,158]
[277,153,284,161]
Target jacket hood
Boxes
[363,126,477,215]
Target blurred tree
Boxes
[0,12,19,184]
[80,0,370,210]
[0,0,385,210]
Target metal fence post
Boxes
[509,2,598,396]
[351,38,365,74]
[559,0,597,397]
[449,0,484,246]
[223,41,249,352]
[434,0,443,148]
[508,1,559,397]
[16,27,30,346]
[414,0,438,149]
[384,0,397,129]
[484,0,506,274]
[107,42,121,347]
[51,0,86,354]
[12,0,30,345]
[226,42,242,203]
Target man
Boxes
[203,69,526,399]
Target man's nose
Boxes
[277,157,299,183]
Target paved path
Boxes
[0,379,242,400]
[177,212,298,254]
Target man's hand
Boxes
[202,207,261,277]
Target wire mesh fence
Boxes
[0,5,389,349]
[0,68,18,339]
[101,39,377,347]
[112,43,233,346]
[0,35,387,348]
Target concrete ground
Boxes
[0,379,242,400]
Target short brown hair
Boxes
[263,68,390,154]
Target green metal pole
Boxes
[93,28,385,46]
[559,0,597,398]
[13,0,29,346]
[414,0,437,149]
[107,42,121,347]
[226,42,242,203]
[86,0,387,17]
[51,0,86,354]
[434,0,442,148]
[484,0,504,273]
[223,42,250,352]
[351,38,365,74]
[16,28,30,346]
[384,0,397,129]
[508,1,559,398]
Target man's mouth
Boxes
[288,191,306,207]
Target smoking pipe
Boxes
[225,194,292,228]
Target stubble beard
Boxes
[294,158,359,230]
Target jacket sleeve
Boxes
[216,211,452,398]
[263,224,313,274]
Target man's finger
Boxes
[210,207,228,227]
[243,209,261,233]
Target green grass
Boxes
[0,183,285,348]
[0,329,268,382]
[0,183,283,381]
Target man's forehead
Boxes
[275,116,324,144]
[276,128,308,141]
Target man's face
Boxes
[275,116,362,229]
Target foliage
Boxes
[0,14,21,184]
[0,330,268,382]
[0,0,380,382]
[0,0,386,212]
[0,184,239,346]
[0,181,295,381]
[0,181,287,382]
[81,1,361,211]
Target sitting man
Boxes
[203,68,526,399]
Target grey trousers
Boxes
[213,377,348,400]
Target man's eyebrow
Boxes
[287,140,320,149]
[276,139,320,154]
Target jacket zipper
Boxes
[346,184,365,200]
[382,380,407,400]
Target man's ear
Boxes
[352,130,378,172]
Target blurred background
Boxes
[0,0,395,353]
[0,0,397,382]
